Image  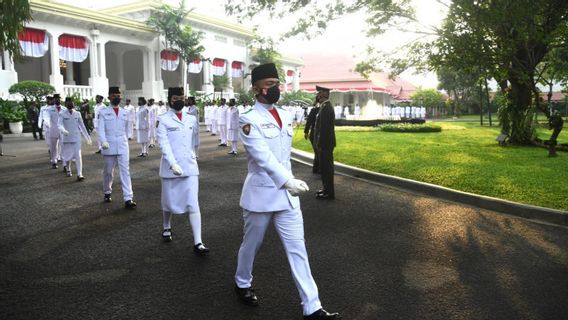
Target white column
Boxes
[181,60,188,92]
[65,62,75,85]
[292,67,300,92]
[226,59,233,90]
[202,60,213,94]
[0,51,18,98]
[49,32,64,94]
[116,50,125,90]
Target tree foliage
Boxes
[249,36,286,83]
[212,75,229,92]
[147,0,205,63]
[9,80,54,106]
[280,90,315,105]
[410,88,445,109]
[0,0,32,60]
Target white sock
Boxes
[162,211,172,229]
[188,212,202,245]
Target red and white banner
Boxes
[212,58,226,76]
[18,28,49,57]
[188,59,203,73]
[286,70,295,84]
[59,34,89,62]
[231,61,244,78]
[161,50,179,71]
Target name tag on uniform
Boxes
[261,123,277,129]
[167,127,180,132]
[63,117,71,120]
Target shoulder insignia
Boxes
[242,124,251,135]
[243,108,253,114]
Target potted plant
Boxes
[0,99,27,134]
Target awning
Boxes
[18,28,49,57]
[286,70,294,84]
[160,50,179,71]
[59,34,88,62]
[188,59,203,73]
[300,81,388,93]
[231,61,244,77]
[212,58,226,76]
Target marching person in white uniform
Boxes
[124,99,135,140]
[97,87,137,209]
[148,99,158,148]
[58,97,92,180]
[210,103,218,136]
[227,98,239,155]
[136,97,150,157]
[185,97,200,158]
[217,98,228,146]
[233,63,340,320]
[43,94,63,169]
[93,95,106,154]
[39,96,52,159]
[156,87,209,255]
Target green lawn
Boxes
[293,122,568,211]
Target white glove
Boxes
[86,139,92,146]
[284,178,309,196]
[62,129,69,136]
[171,164,183,176]
[101,142,110,149]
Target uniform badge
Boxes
[242,124,251,135]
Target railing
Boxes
[63,85,93,99]
[123,89,144,102]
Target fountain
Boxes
[338,99,425,126]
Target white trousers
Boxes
[230,140,238,153]
[218,124,227,144]
[127,121,134,139]
[211,119,218,134]
[48,137,61,163]
[235,208,322,315]
[61,142,83,176]
[102,154,133,201]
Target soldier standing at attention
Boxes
[97,87,137,209]
[234,63,340,320]
[136,97,150,157]
[227,98,239,155]
[58,97,92,180]
[314,86,336,200]
[156,87,209,255]
[304,96,320,174]
[93,95,105,154]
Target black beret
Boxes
[167,87,184,101]
[53,94,61,99]
[229,98,236,104]
[95,95,103,99]
[64,97,73,103]
[138,96,146,102]
[251,63,279,84]
[316,85,331,93]
[108,87,121,95]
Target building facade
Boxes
[0,0,302,102]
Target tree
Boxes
[249,36,286,83]
[226,0,568,145]
[212,75,229,93]
[0,0,32,60]
[9,80,55,107]
[410,88,444,109]
[280,90,315,105]
[147,0,205,64]
[437,65,480,116]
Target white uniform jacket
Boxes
[38,104,48,128]
[136,105,151,130]
[217,105,227,125]
[227,107,239,131]
[57,108,90,143]
[97,107,130,155]
[156,110,199,179]
[93,103,105,129]
[44,106,62,138]
[239,102,299,212]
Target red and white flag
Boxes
[18,28,49,57]
[161,50,179,71]
[286,70,295,84]
[188,59,203,73]
[231,61,244,78]
[212,58,226,76]
[59,34,89,62]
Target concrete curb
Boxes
[291,148,568,226]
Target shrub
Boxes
[380,123,442,133]
[9,80,55,106]
[0,99,27,122]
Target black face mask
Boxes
[55,100,61,106]
[172,100,185,111]
[111,98,121,106]
[259,85,280,104]
[138,103,144,106]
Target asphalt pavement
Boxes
[0,130,567,320]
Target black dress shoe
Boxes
[162,229,172,242]
[304,308,341,319]
[51,163,58,169]
[234,285,259,306]
[63,165,68,173]
[104,194,112,202]
[315,189,325,195]
[193,243,210,256]
[95,149,101,154]
[137,153,144,157]
[124,200,137,209]
[66,171,72,177]
[315,193,335,200]
[77,175,85,181]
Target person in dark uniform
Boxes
[304,98,320,173]
[27,101,43,140]
[80,99,92,134]
[314,85,336,200]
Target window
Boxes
[215,35,228,43]
[233,39,246,47]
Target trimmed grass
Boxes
[293,122,568,211]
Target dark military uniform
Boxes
[304,105,320,173]
[315,99,336,198]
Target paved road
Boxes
[1,131,567,320]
